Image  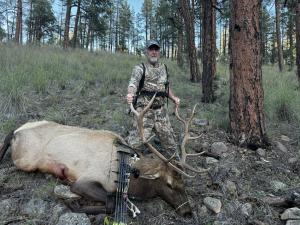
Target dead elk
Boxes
[0,98,205,217]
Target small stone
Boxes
[195,142,210,153]
[22,198,49,215]
[206,157,219,165]
[50,204,69,224]
[256,148,266,157]
[225,180,237,196]
[56,213,91,225]
[199,205,208,215]
[240,203,252,218]
[203,197,222,214]
[286,220,300,225]
[275,141,288,153]
[213,221,230,225]
[211,142,228,155]
[54,185,81,200]
[281,135,291,142]
[270,180,288,192]
[194,118,209,126]
[281,207,300,220]
[289,158,298,164]
[202,142,210,150]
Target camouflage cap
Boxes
[146,39,160,49]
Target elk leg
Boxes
[64,198,107,215]
[70,180,115,214]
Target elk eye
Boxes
[167,183,172,189]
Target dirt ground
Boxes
[0,81,299,225]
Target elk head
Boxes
[129,94,206,217]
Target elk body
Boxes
[0,96,204,217]
[0,124,190,216]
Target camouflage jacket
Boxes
[128,62,168,108]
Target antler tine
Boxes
[187,103,198,127]
[130,94,157,141]
[174,103,207,174]
[175,104,186,126]
[130,94,198,178]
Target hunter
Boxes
[126,39,181,158]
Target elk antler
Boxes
[130,94,206,178]
[175,104,206,167]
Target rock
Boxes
[0,199,18,217]
[194,118,209,126]
[281,135,291,142]
[256,148,266,157]
[275,141,288,153]
[206,157,219,165]
[201,142,210,150]
[22,198,49,215]
[203,197,222,214]
[240,203,253,218]
[54,185,81,200]
[213,221,230,225]
[199,205,208,215]
[195,142,210,153]
[289,158,298,164]
[225,180,237,196]
[281,207,300,220]
[247,220,268,225]
[50,203,69,224]
[56,213,91,225]
[211,142,228,155]
[270,180,288,192]
[286,220,300,225]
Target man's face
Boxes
[147,45,160,64]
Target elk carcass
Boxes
[0,97,205,217]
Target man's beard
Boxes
[148,56,158,64]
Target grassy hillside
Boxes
[0,43,299,141]
[1,43,300,225]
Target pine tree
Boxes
[229,0,269,148]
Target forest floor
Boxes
[0,78,299,225]
[0,45,300,225]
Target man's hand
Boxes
[127,93,134,105]
[174,97,180,106]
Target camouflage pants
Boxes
[126,106,178,158]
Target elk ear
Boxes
[139,172,160,180]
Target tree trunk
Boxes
[287,7,294,70]
[15,0,22,44]
[179,0,201,82]
[115,0,120,52]
[73,0,81,48]
[296,2,300,85]
[275,0,284,71]
[202,0,216,103]
[229,0,269,149]
[223,20,228,56]
[63,0,72,49]
[177,21,184,68]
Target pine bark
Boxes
[63,0,72,49]
[229,0,269,149]
[296,2,300,85]
[275,0,284,71]
[73,0,81,48]
[15,0,22,44]
[179,0,201,82]
[223,20,228,56]
[202,0,216,103]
